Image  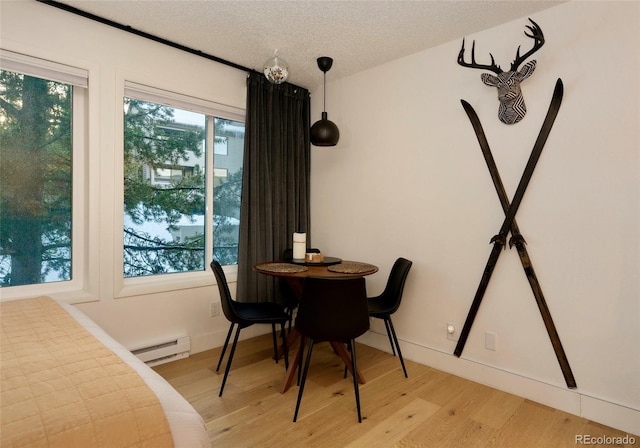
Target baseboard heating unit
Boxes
[131,335,190,367]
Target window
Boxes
[0,50,88,289]
[123,83,244,279]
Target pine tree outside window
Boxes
[0,51,88,290]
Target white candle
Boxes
[293,233,306,259]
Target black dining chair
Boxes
[293,276,369,423]
[210,260,289,397]
[367,257,413,378]
[281,247,321,332]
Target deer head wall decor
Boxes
[458,19,545,125]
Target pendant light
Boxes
[263,50,289,84]
[310,56,340,146]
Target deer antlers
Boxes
[510,19,545,71]
[457,39,502,74]
[457,18,545,74]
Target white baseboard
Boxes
[358,330,639,436]
[580,394,640,437]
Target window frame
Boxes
[0,50,95,302]
[115,80,245,299]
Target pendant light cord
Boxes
[323,71,327,113]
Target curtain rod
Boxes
[36,0,260,76]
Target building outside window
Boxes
[123,86,244,279]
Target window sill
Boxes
[0,281,99,304]
[115,265,238,299]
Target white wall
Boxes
[0,1,261,353]
[309,1,639,434]
[2,0,638,435]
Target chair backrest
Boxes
[379,257,413,313]
[209,260,239,323]
[295,276,369,342]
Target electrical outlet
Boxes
[210,302,220,317]
[447,322,458,341]
[485,331,497,351]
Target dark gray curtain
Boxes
[236,72,311,303]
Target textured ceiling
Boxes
[53,0,564,89]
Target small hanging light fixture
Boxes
[263,50,289,84]
[310,56,340,147]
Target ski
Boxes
[454,79,564,359]
[459,86,576,388]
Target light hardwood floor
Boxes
[153,333,637,447]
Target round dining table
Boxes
[254,258,377,296]
[253,258,378,393]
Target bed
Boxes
[0,296,210,448]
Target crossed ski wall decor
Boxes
[455,79,577,389]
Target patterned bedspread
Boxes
[0,296,174,447]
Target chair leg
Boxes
[349,339,363,423]
[280,322,289,369]
[219,324,242,397]
[293,339,315,422]
[287,308,294,334]
[216,323,235,372]
[271,323,279,364]
[383,317,397,356]
[343,342,350,378]
[297,337,306,386]
[386,316,408,378]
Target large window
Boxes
[0,51,87,289]
[123,84,244,279]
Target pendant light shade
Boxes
[310,56,340,147]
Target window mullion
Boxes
[205,115,215,265]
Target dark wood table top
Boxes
[254,260,378,278]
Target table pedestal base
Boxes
[278,330,365,394]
